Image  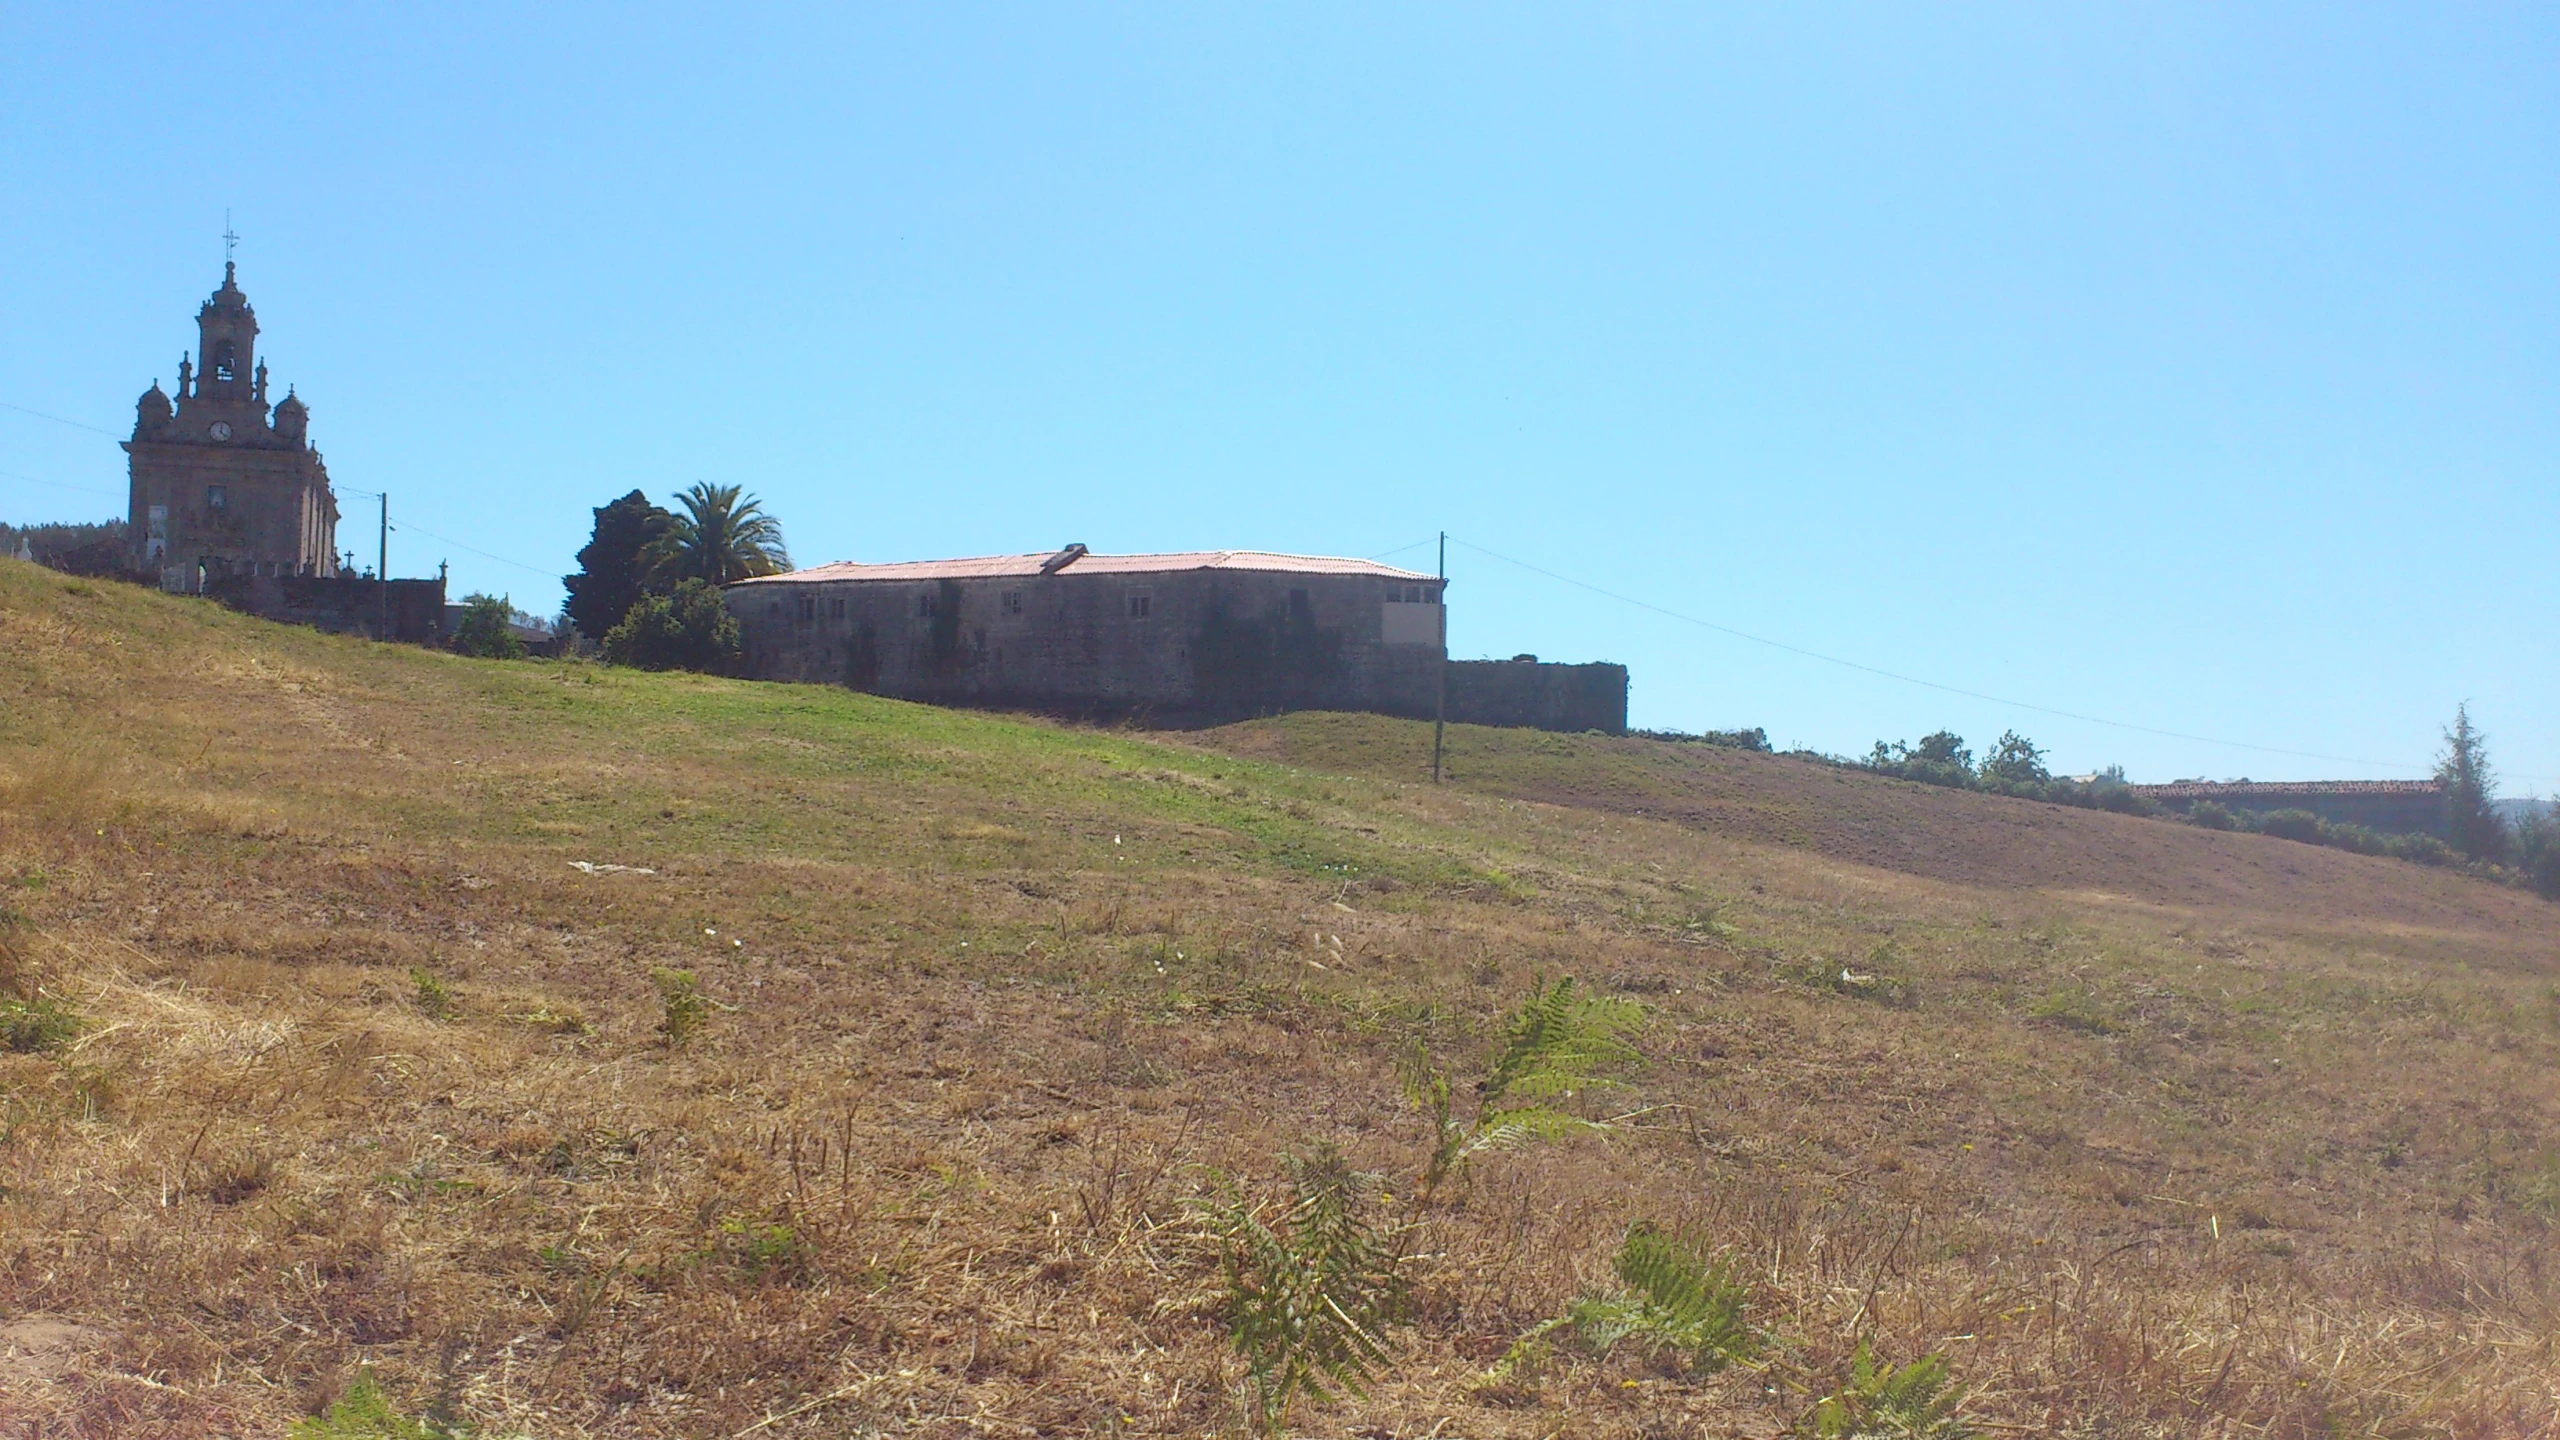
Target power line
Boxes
[389,517,558,580]
[0,469,123,499]
[0,401,122,439]
[1448,535,2522,780]
[1365,536,1437,562]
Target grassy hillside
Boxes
[2,558,2555,1438]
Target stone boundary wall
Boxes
[732,566,1441,722]
[1445,659,1628,735]
[732,563,1630,734]
[205,572,448,646]
[2132,781,2447,837]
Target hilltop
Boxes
[1,559,2554,1438]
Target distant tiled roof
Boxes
[732,550,1439,585]
[2131,780,2444,798]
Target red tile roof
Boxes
[731,550,1439,585]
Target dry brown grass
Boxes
[0,559,2556,1438]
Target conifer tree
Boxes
[2436,702,2507,863]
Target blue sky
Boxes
[5,4,2553,785]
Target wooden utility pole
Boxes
[378,493,389,640]
[1431,530,1447,783]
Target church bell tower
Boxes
[125,262,340,585]
[192,264,261,406]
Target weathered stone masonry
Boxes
[727,547,1628,733]
[114,264,445,643]
[125,264,340,586]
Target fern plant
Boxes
[1402,975,1642,1204]
[1798,1341,1971,1439]
[1488,1222,1758,1384]
[1572,1223,1759,1373]
[1200,1144,1407,1438]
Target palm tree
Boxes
[646,482,791,586]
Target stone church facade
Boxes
[728,546,1629,732]
[125,264,340,587]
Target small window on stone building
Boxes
[1424,585,1440,605]
[206,484,227,510]
[918,590,938,618]
[1385,584,1403,603]
[830,597,846,619]
[1001,590,1023,616]
[799,596,816,622]
[767,601,781,617]
[1128,591,1152,620]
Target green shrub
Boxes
[288,1371,458,1440]
[2520,1153,2560,1221]
[0,994,81,1053]
[651,967,709,1047]
[2515,805,2560,899]
[2382,831,2456,867]
[2315,821,2390,857]
[2184,801,2236,830]
[2255,809,2324,844]
[449,593,523,660]
[711,1217,809,1280]
[602,579,741,673]
[2092,783,2155,815]
[410,968,455,1021]
[2532,843,2560,900]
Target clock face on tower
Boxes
[209,421,233,441]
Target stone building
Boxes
[125,263,339,587]
[727,545,1628,732]
[107,263,445,643]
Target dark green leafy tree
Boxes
[1702,727,1771,751]
[1978,731,2049,786]
[1867,731,1976,797]
[601,579,743,672]
[2437,703,2507,862]
[1869,731,1972,775]
[562,490,671,641]
[646,482,790,586]
[1201,1144,1406,1438]
[450,593,523,659]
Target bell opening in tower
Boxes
[212,340,237,382]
